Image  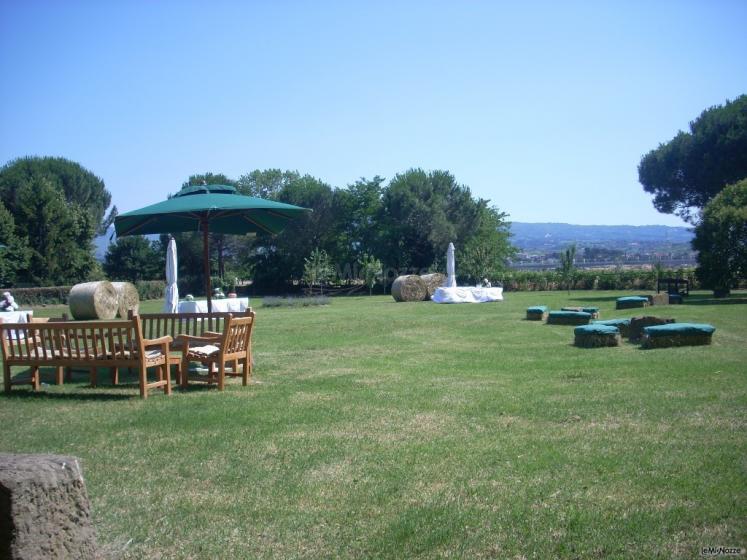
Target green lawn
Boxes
[1,291,746,559]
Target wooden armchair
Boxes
[178,313,255,391]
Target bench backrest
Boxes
[0,317,147,366]
[131,309,253,346]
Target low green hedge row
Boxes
[5,281,166,306]
[498,268,698,292]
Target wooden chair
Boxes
[179,313,255,391]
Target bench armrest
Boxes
[177,333,221,344]
[143,335,173,347]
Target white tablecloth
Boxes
[0,310,30,339]
[0,310,30,324]
[178,298,250,313]
[431,287,504,304]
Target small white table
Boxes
[177,298,250,313]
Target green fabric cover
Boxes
[527,306,548,313]
[582,307,599,313]
[593,319,630,327]
[574,324,619,335]
[115,184,310,236]
[616,296,649,303]
[643,323,716,336]
[549,311,591,318]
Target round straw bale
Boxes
[68,281,119,320]
[419,273,446,299]
[110,282,140,318]
[391,275,427,302]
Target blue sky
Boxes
[1,0,745,226]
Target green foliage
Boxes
[0,155,113,231]
[0,156,112,285]
[158,168,515,294]
[379,169,481,271]
[693,178,747,295]
[104,236,163,282]
[236,169,300,199]
[558,244,577,294]
[638,94,747,223]
[0,201,30,286]
[358,253,383,295]
[458,205,515,284]
[302,248,334,295]
[261,295,330,307]
[497,267,698,292]
[134,280,166,301]
[5,285,72,306]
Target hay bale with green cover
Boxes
[111,281,140,318]
[641,323,715,349]
[391,275,427,302]
[616,296,649,310]
[68,281,119,320]
[526,306,549,321]
[629,316,675,341]
[592,318,631,338]
[420,273,446,300]
[562,306,599,319]
[547,311,591,325]
[574,324,621,348]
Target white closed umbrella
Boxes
[164,237,179,313]
[445,242,457,287]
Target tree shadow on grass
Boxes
[0,389,133,402]
[682,294,747,306]
[567,295,627,303]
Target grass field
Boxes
[1,291,745,559]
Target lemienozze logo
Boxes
[701,546,745,557]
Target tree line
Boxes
[638,94,746,295]
[0,160,515,294]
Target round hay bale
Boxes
[111,282,140,318]
[391,275,427,302]
[68,281,119,320]
[419,273,446,299]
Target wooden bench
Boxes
[1,316,172,399]
[130,308,254,383]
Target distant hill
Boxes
[509,222,693,251]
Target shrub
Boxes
[5,286,72,306]
[262,296,330,308]
[134,280,165,301]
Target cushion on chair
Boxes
[188,344,221,358]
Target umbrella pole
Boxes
[202,220,212,313]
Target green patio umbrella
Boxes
[114,184,309,311]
